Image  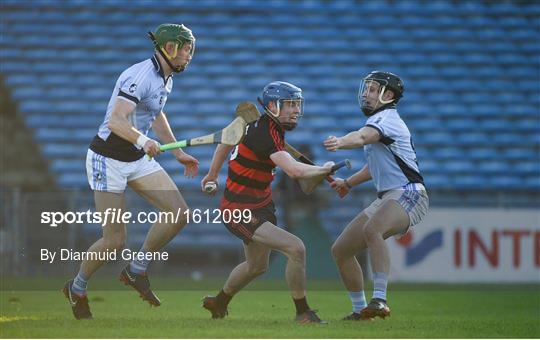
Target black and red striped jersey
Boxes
[221,115,285,210]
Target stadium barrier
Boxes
[389,208,540,283]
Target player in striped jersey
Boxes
[201,82,335,324]
[324,71,429,320]
[62,24,199,319]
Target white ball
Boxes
[204,181,217,193]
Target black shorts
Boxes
[222,202,277,244]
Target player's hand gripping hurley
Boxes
[235,101,350,197]
[298,159,352,195]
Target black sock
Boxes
[216,289,232,308]
[293,297,310,315]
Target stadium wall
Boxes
[389,208,540,283]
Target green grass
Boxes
[1,280,539,338]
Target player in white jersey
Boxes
[62,23,199,319]
[323,71,429,321]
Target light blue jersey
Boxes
[364,108,424,192]
[90,55,172,161]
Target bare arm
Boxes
[108,98,161,157]
[329,164,371,195]
[152,111,176,143]
[201,144,235,192]
[107,98,145,144]
[270,151,333,179]
[151,110,199,177]
[346,164,371,187]
[152,111,187,159]
[208,144,235,178]
[324,126,381,151]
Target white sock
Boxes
[130,247,151,274]
[71,271,88,296]
[348,290,367,313]
[372,272,388,301]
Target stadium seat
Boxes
[453,175,490,189]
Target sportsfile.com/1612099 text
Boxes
[40,208,252,227]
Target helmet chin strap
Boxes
[362,102,396,117]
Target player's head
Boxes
[358,71,404,116]
[258,81,304,131]
[148,23,195,73]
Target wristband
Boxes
[344,179,353,189]
[136,134,151,149]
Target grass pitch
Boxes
[1,279,538,338]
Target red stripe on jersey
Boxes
[269,120,285,151]
[225,176,271,197]
[235,223,253,239]
[222,117,282,210]
[237,144,256,160]
[237,144,275,166]
[229,160,274,183]
[226,219,250,239]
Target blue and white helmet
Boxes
[259,81,304,119]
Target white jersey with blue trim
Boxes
[363,108,424,192]
[90,55,172,161]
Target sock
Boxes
[293,297,310,315]
[130,247,151,274]
[71,271,88,297]
[372,272,388,301]
[349,291,367,313]
[216,289,233,308]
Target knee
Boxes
[286,242,306,263]
[331,242,344,263]
[248,263,268,277]
[173,213,188,229]
[104,235,126,251]
[364,223,383,243]
[331,241,358,265]
[167,203,189,228]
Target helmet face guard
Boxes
[148,23,195,73]
[258,81,304,131]
[358,71,404,116]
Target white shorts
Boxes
[364,183,429,230]
[86,149,163,193]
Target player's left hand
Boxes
[330,178,351,197]
[323,135,341,152]
[175,152,199,178]
[201,174,219,196]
